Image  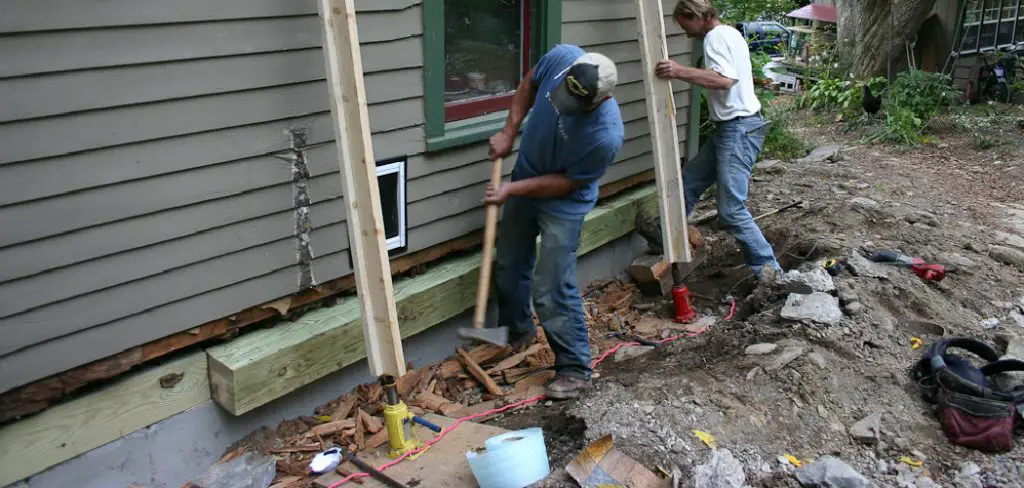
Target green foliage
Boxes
[949,103,1024,149]
[884,70,958,122]
[716,0,800,23]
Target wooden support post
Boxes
[634,0,691,265]
[317,0,405,377]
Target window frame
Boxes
[422,0,562,152]
[375,156,408,255]
[957,0,1023,54]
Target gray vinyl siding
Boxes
[0,0,693,392]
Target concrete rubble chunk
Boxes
[849,412,882,445]
[797,144,843,164]
[807,351,828,369]
[906,211,939,227]
[759,159,788,174]
[846,252,890,279]
[993,230,1024,251]
[778,268,836,294]
[184,452,276,488]
[989,245,1024,271]
[614,345,654,362]
[795,456,868,488]
[694,449,746,488]
[781,293,843,326]
[764,346,805,372]
[745,343,778,355]
[849,197,880,209]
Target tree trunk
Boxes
[836,0,936,79]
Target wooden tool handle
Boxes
[473,157,503,329]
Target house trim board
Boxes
[0,352,210,487]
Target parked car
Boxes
[734,21,791,56]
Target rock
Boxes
[844,302,865,316]
[746,367,762,381]
[953,462,982,488]
[694,449,746,488]
[915,477,939,488]
[764,346,805,372]
[184,453,276,488]
[781,293,843,326]
[849,197,880,209]
[906,211,939,227]
[856,183,870,190]
[846,252,890,279]
[807,351,827,369]
[745,343,778,355]
[759,160,788,174]
[795,456,869,488]
[614,345,655,362]
[798,144,843,164]
[939,252,978,271]
[777,267,836,294]
[849,412,882,445]
[989,245,1024,271]
[992,230,1024,251]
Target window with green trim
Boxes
[423,0,561,152]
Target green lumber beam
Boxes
[206,184,658,415]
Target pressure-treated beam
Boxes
[317,0,405,377]
[635,0,691,264]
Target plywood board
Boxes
[314,414,509,488]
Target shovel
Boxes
[457,156,510,347]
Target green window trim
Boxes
[423,0,562,152]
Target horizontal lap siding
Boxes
[0,1,427,392]
[0,0,695,392]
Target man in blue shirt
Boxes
[484,44,624,399]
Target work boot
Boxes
[544,375,593,400]
[508,329,536,353]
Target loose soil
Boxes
[224,105,1024,488]
[486,109,1024,487]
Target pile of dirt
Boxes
[220,117,1024,488]
[488,119,1024,487]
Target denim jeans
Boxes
[685,114,781,274]
[493,197,591,380]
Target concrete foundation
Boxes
[13,232,647,488]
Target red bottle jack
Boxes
[672,285,697,323]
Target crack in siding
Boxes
[286,128,316,289]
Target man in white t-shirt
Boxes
[654,0,782,280]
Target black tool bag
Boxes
[913,337,1024,453]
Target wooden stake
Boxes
[317,0,406,377]
[634,0,691,265]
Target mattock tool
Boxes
[457,156,510,347]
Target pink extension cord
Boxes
[327,297,735,487]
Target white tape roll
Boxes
[466,427,550,488]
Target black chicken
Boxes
[862,84,882,115]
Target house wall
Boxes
[0,0,693,393]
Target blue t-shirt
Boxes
[513,44,625,217]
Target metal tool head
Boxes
[456,325,509,347]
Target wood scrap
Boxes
[270,476,307,488]
[330,393,358,421]
[356,409,382,434]
[304,419,356,438]
[514,370,556,391]
[485,344,544,375]
[354,418,365,451]
[356,383,383,404]
[412,367,435,398]
[395,370,421,398]
[439,344,508,378]
[268,444,322,454]
[411,391,464,416]
[365,429,389,450]
[456,347,504,397]
[336,465,364,485]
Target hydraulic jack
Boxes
[380,375,443,460]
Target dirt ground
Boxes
[485,108,1024,488]
[224,103,1024,488]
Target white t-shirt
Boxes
[702,25,761,122]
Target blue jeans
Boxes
[685,114,780,274]
[493,197,591,380]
